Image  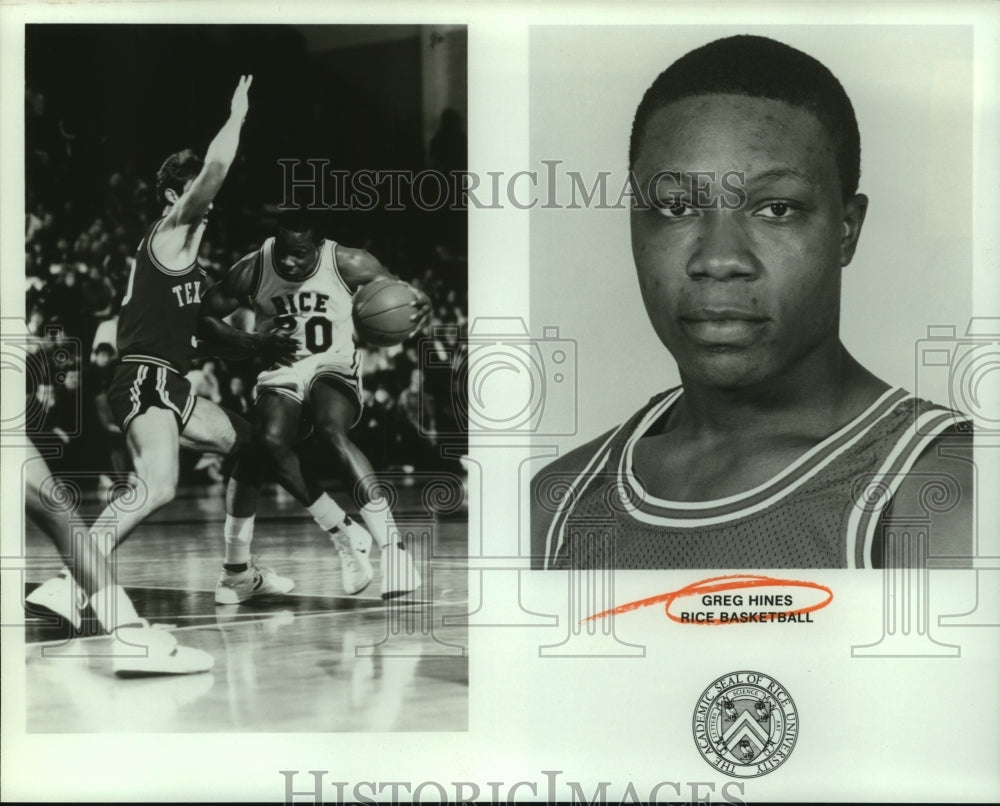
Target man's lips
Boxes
[679,307,769,323]
[678,308,769,346]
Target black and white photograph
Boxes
[13,22,469,732]
[2,3,998,804]
[529,25,981,571]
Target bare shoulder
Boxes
[204,251,257,304]
[529,427,620,568]
[151,220,203,272]
[884,424,975,565]
[227,251,259,295]
[335,244,390,289]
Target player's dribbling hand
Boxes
[230,74,253,120]
[408,289,432,336]
[257,331,298,361]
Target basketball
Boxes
[352,278,418,347]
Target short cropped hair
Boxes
[629,35,861,201]
[276,208,325,244]
[155,149,203,205]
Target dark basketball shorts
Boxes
[107,358,197,433]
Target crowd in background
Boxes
[24,86,468,490]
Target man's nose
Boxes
[686,212,760,281]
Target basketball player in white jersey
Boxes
[200,211,431,599]
[531,36,974,570]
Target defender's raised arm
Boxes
[162,75,253,232]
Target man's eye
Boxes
[754,202,794,218]
[658,201,699,218]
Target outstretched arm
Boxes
[163,75,253,232]
[199,252,297,362]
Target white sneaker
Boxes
[112,620,214,677]
[331,521,375,595]
[214,556,295,605]
[380,541,421,600]
[26,570,86,630]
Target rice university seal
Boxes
[692,671,798,778]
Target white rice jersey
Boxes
[249,237,356,365]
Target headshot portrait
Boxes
[529,27,977,570]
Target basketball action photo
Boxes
[2,7,997,806]
[15,23,470,732]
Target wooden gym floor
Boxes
[20,481,469,733]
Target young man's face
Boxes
[629,93,866,390]
[274,229,322,280]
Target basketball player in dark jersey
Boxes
[28,76,292,621]
[531,36,974,570]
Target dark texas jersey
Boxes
[116,217,206,374]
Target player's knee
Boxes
[316,421,353,457]
[144,475,177,510]
[217,429,238,456]
[255,427,293,460]
[227,412,252,453]
[133,458,178,509]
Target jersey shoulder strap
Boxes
[325,240,351,295]
[143,216,198,277]
[248,244,267,301]
[539,387,681,569]
[847,395,973,569]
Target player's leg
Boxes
[178,395,250,455]
[98,407,183,551]
[27,365,186,623]
[223,452,261,564]
[310,377,419,598]
[214,436,295,605]
[176,395,262,568]
[93,363,207,552]
[253,391,318,506]
[23,444,212,675]
[24,448,111,601]
[252,363,365,528]
[255,390,358,535]
[253,389,374,594]
[172,394,292,604]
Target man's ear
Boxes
[840,192,868,266]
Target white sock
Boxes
[89,520,118,557]
[90,585,141,633]
[307,494,347,533]
[223,515,255,565]
[360,501,397,549]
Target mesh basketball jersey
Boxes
[116,217,206,373]
[541,386,971,570]
[249,238,356,366]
